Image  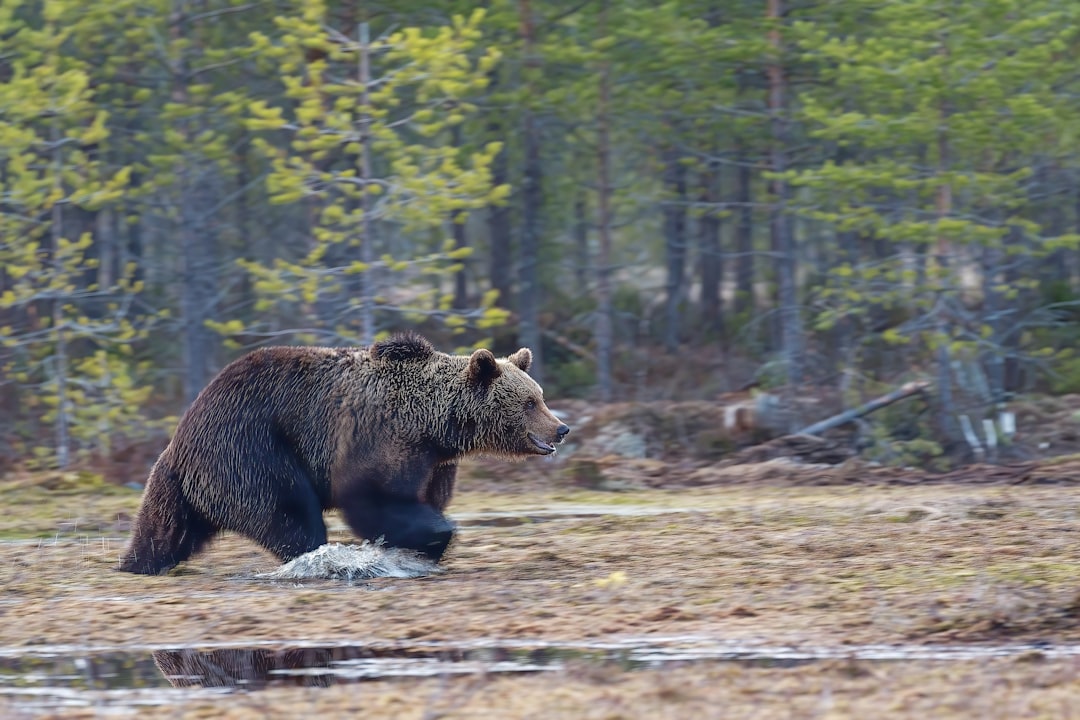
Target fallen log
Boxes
[798,380,931,437]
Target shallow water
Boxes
[2,636,1078,712]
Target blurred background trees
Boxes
[2,0,1080,468]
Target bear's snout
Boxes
[525,422,569,456]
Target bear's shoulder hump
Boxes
[370,331,436,362]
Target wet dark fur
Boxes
[118,334,568,575]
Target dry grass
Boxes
[11,657,1080,720]
[3,467,1080,717]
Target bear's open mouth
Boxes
[527,433,557,455]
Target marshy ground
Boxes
[2,461,1080,718]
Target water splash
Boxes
[257,542,441,581]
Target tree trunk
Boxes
[734,141,754,316]
[933,85,957,443]
[235,136,254,324]
[698,163,723,339]
[179,179,210,405]
[1075,179,1080,289]
[981,239,1006,402]
[1001,224,1025,392]
[127,171,145,287]
[767,0,803,386]
[97,208,118,291]
[358,21,376,346]
[1041,168,1068,286]
[518,0,544,381]
[662,139,688,354]
[71,206,101,317]
[486,74,513,311]
[594,0,614,401]
[451,213,469,310]
[172,1,213,405]
[451,124,469,310]
[574,194,589,291]
[51,122,70,469]
[832,228,858,369]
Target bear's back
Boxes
[168,347,371,470]
[194,346,356,417]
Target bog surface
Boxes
[2,472,1080,717]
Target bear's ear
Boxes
[468,348,501,387]
[507,348,532,373]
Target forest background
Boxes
[3,0,1080,472]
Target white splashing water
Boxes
[258,542,440,581]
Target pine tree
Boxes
[235,3,510,347]
[791,0,1080,447]
[0,0,151,467]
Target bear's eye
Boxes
[525,399,537,412]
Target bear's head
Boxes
[464,347,570,458]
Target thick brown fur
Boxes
[118,334,569,575]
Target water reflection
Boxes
[153,647,341,688]
[152,644,561,688]
[4,637,1080,700]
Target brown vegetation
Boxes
[4,453,1080,715]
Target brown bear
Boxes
[118,332,569,575]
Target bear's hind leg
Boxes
[119,469,216,575]
[244,473,327,563]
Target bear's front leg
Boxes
[374,497,455,561]
[334,460,457,561]
[342,494,456,561]
[423,463,458,512]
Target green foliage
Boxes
[856,387,947,469]
[790,0,1080,418]
[543,358,596,400]
[5,0,1080,471]
[1031,281,1080,393]
[1047,353,1080,395]
[0,0,156,467]
[865,433,948,472]
[229,3,509,344]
